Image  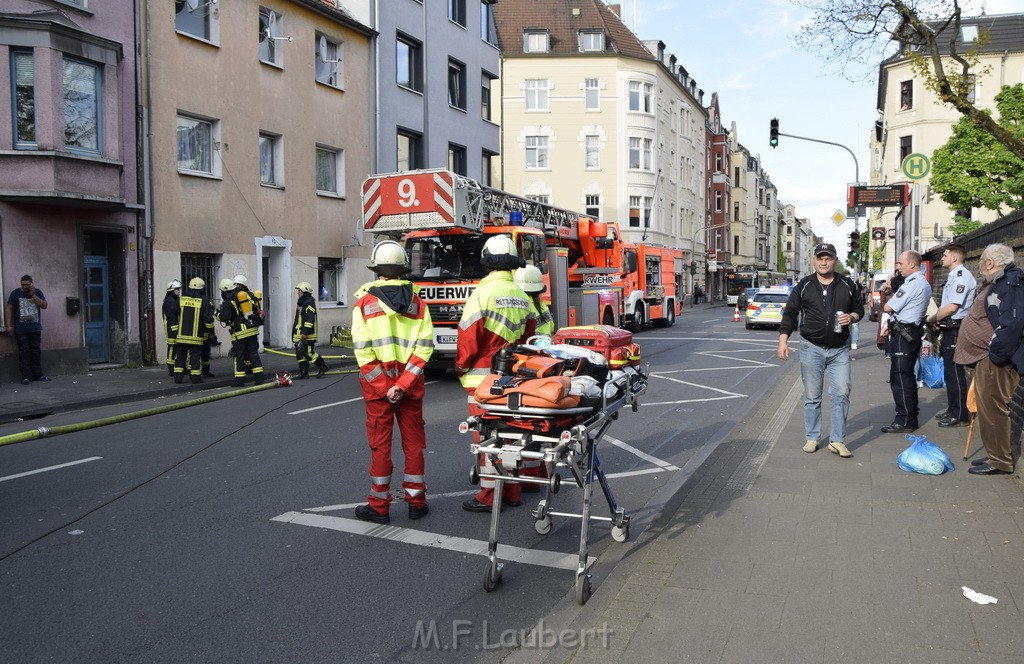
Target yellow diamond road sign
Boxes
[831,210,845,226]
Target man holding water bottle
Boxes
[778,243,865,458]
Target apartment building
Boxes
[492,0,707,265]
[374,0,500,182]
[1,2,143,379]
[149,0,373,353]
[870,11,1024,269]
[730,128,779,274]
[705,92,732,299]
[781,205,812,283]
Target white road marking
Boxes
[0,457,102,483]
[271,511,591,571]
[604,436,679,471]
[651,374,747,397]
[288,379,444,415]
[305,489,477,513]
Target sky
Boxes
[628,0,1017,257]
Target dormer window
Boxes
[524,29,549,53]
[961,25,978,42]
[578,30,604,52]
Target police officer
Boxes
[458,235,535,513]
[927,243,977,427]
[514,265,555,336]
[162,280,182,376]
[292,281,330,379]
[219,276,264,387]
[174,277,215,384]
[881,250,933,433]
[351,241,434,524]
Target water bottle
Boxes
[833,312,843,333]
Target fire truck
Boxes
[620,243,684,331]
[361,169,627,359]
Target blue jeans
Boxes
[799,341,852,443]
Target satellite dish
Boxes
[318,35,328,62]
[259,15,268,42]
[267,12,276,33]
[175,0,187,14]
[185,0,199,11]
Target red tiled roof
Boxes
[493,0,654,60]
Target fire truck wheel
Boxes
[665,305,676,326]
[630,305,645,333]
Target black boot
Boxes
[167,365,175,377]
[315,357,329,379]
[297,363,310,379]
[202,368,215,378]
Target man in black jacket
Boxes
[777,243,865,458]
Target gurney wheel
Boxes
[575,573,592,605]
[549,473,561,494]
[469,465,480,485]
[611,524,629,543]
[483,561,503,592]
[534,516,553,535]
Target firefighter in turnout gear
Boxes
[173,277,215,384]
[515,265,555,336]
[351,241,434,524]
[219,277,265,387]
[162,280,182,376]
[458,235,535,513]
[292,281,330,379]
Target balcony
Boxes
[0,150,126,209]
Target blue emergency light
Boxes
[509,211,524,226]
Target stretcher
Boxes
[459,364,648,605]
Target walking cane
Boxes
[963,379,977,461]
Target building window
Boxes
[63,58,101,154]
[397,35,423,92]
[642,138,652,170]
[629,137,641,169]
[177,114,219,175]
[481,73,494,120]
[318,258,341,302]
[448,143,467,175]
[525,135,548,169]
[397,129,422,171]
[526,194,550,205]
[628,81,641,111]
[899,135,913,164]
[525,78,548,111]
[585,78,599,110]
[480,1,497,45]
[180,253,217,301]
[175,0,218,42]
[259,8,284,67]
[523,30,549,53]
[315,33,342,88]
[629,196,641,228]
[733,202,739,222]
[585,194,600,219]
[11,50,36,148]
[259,132,283,186]
[643,83,652,113]
[715,191,722,212]
[578,30,604,52]
[899,80,913,110]
[715,152,722,172]
[316,145,344,195]
[481,150,495,186]
[585,135,599,168]
[448,59,466,110]
[734,236,740,255]
[643,197,652,228]
[786,241,792,251]
[448,0,466,26]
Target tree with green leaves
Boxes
[796,0,1024,162]
[931,83,1024,234]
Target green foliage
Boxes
[777,236,788,274]
[931,84,1024,228]
[871,244,885,273]
[948,217,984,236]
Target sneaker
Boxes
[354,504,390,524]
[408,503,429,520]
[803,439,818,453]
[850,343,858,350]
[828,441,852,458]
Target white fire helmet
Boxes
[167,279,182,291]
[369,240,412,277]
[232,274,248,288]
[188,277,206,290]
[296,281,313,293]
[219,278,236,292]
[481,234,526,270]
[513,265,545,294]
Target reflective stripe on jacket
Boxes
[352,279,434,400]
[530,295,555,336]
[456,270,535,389]
[177,294,214,345]
[292,293,318,343]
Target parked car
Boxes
[745,289,789,329]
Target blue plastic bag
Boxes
[921,354,944,388]
[897,435,955,475]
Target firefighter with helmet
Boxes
[162,280,182,376]
[351,240,434,524]
[173,277,215,384]
[514,265,555,336]
[458,234,535,513]
[218,274,265,386]
[292,281,330,379]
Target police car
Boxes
[744,288,789,330]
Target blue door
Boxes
[83,256,109,363]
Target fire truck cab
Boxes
[621,243,683,331]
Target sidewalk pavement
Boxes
[556,340,1024,664]
[0,345,352,424]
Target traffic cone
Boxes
[732,305,741,322]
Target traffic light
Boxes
[849,231,860,260]
[769,118,779,148]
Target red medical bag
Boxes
[551,325,640,367]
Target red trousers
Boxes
[467,393,521,506]
[364,395,427,513]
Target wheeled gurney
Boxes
[459,364,647,605]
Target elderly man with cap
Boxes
[778,242,864,458]
[881,250,933,433]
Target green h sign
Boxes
[901,153,931,180]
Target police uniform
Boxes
[885,271,932,429]
[937,265,977,422]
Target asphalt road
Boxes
[0,312,790,663]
